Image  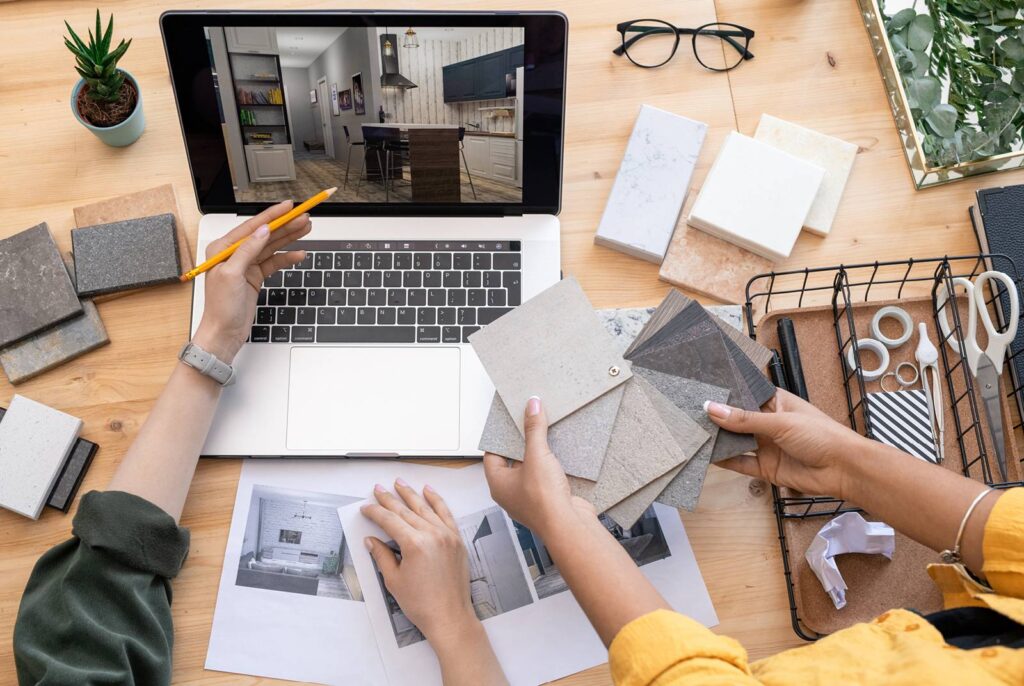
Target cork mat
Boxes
[756,295,1021,635]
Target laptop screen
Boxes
[161,13,566,216]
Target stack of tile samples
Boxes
[471,279,775,527]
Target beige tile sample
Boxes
[659,224,773,305]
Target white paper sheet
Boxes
[339,463,718,686]
[805,512,895,610]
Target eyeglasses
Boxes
[613,19,755,72]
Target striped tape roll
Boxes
[865,390,938,463]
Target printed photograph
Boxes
[236,485,364,601]
[372,506,534,647]
[515,507,671,599]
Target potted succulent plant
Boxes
[65,10,144,147]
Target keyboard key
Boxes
[334,253,353,270]
[271,326,290,342]
[344,271,362,287]
[307,288,327,306]
[394,252,412,269]
[328,289,346,306]
[504,272,522,305]
[418,308,437,325]
[368,288,386,306]
[478,307,512,325]
[483,271,501,288]
[448,289,467,306]
[256,307,275,324]
[298,253,314,270]
[277,307,297,325]
[363,271,383,288]
[284,270,303,287]
[297,307,316,324]
[257,289,267,306]
[488,289,507,307]
[458,307,476,325]
[424,271,442,288]
[417,326,441,343]
[442,326,460,343]
[494,253,521,270]
[324,271,344,287]
[403,271,422,288]
[291,325,315,343]
[408,289,427,306]
[428,289,446,306]
[439,308,456,325]
[250,325,271,342]
[378,307,397,325]
[383,270,402,287]
[374,253,393,270]
[454,252,472,270]
[314,253,333,270]
[397,307,416,324]
[317,307,336,325]
[263,271,283,287]
[337,307,356,324]
[473,253,491,270]
[413,252,431,269]
[468,289,486,306]
[268,289,287,306]
[387,289,407,306]
[462,326,481,342]
[357,307,376,325]
[349,289,367,306]
[443,271,460,288]
[355,252,373,269]
[463,271,482,288]
[433,253,452,270]
[317,326,416,343]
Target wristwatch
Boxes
[178,342,236,386]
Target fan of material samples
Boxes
[471,279,776,527]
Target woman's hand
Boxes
[192,201,311,363]
[707,388,867,500]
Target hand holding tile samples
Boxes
[471,279,775,526]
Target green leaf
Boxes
[911,49,930,76]
[925,104,958,137]
[1002,37,1024,62]
[888,8,917,32]
[101,13,113,55]
[908,14,935,51]
[909,76,942,113]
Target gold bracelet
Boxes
[939,489,996,564]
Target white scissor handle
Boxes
[936,276,982,375]
[974,270,1020,374]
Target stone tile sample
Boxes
[469,277,631,433]
[688,132,825,262]
[0,223,83,348]
[47,436,98,512]
[0,395,82,519]
[478,384,625,480]
[597,307,657,354]
[594,105,707,263]
[659,224,773,305]
[72,213,182,297]
[754,114,857,237]
[1,300,108,384]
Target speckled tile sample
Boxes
[46,436,98,512]
[469,277,631,433]
[0,395,82,519]
[602,302,743,357]
[659,224,773,305]
[594,105,707,263]
[0,299,108,384]
[72,213,182,297]
[0,223,83,348]
[478,384,625,480]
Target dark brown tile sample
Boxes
[71,213,182,297]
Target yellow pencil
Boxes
[179,186,337,282]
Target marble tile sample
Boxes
[754,114,857,237]
[687,132,825,262]
[47,436,98,512]
[478,384,625,480]
[659,222,773,304]
[594,105,708,263]
[72,213,182,297]
[0,395,82,519]
[0,299,108,384]
[469,277,631,433]
[0,223,83,349]
[598,303,742,355]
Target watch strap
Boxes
[179,342,236,386]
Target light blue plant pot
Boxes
[71,70,145,147]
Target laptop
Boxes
[160,11,567,457]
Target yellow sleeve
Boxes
[608,609,762,686]
[982,487,1024,599]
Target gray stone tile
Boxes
[46,436,98,512]
[71,213,182,297]
[0,300,108,384]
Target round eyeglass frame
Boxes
[617,19,754,72]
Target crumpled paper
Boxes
[805,512,895,609]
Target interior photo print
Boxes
[372,505,533,648]
[515,507,671,599]
[206,25,525,205]
[236,485,363,601]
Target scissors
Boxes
[937,271,1020,482]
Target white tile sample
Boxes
[0,395,82,519]
[754,114,857,236]
[687,132,825,262]
[595,105,707,263]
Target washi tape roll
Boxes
[847,338,889,381]
[871,306,913,349]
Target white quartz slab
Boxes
[595,105,708,263]
[0,394,82,519]
[687,132,824,263]
[754,114,857,237]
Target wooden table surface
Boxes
[2,0,1022,684]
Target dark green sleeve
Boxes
[14,491,190,686]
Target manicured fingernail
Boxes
[255,224,270,238]
[374,483,386,494]
[527,396,541,416]
[424,484,435,494]
[704,401,731,419]
[364,537,374,552]
[395,477,409,488]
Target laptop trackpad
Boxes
[287,347,461,452]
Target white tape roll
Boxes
[846,338,890,381]
[870,306,913,349]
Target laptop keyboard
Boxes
[250,240,522,344]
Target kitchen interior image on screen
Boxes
[206,25,525,204]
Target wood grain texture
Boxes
[3,0,1024,684]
